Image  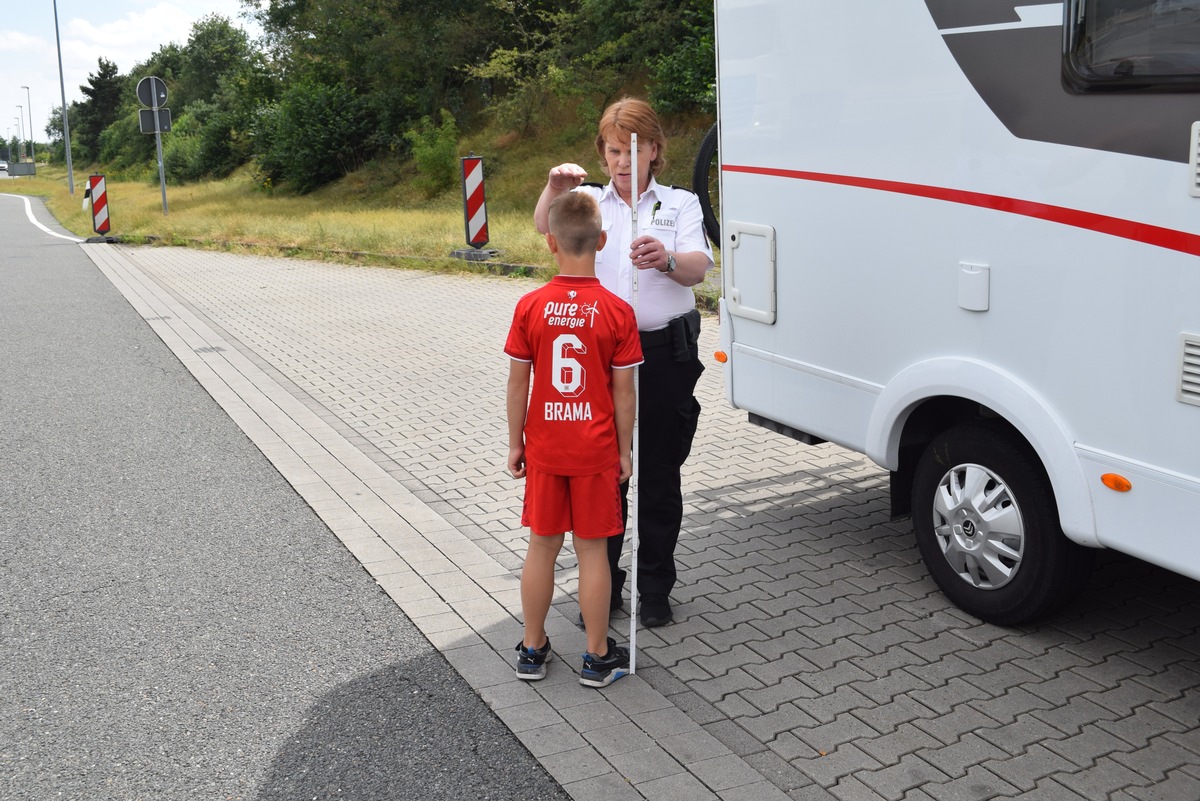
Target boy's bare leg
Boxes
[575,536,613,655]
[521,533,564,649]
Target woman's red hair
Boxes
[595,97,667,177]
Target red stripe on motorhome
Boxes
[723,164,1200,257]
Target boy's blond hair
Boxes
[547,192,603,257]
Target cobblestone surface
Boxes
[89,244,1200,801]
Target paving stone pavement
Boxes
[84,244,1200,801]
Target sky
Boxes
[0,0,261,144]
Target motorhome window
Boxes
[1065,0,1200,90]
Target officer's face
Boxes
[603,136,657,198]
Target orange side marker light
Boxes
[1101,473,1132,492]
[714,351,728,363]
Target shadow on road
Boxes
[255,660,570,801]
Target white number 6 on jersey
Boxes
[552,334,586,397]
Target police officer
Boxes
[534,97,714,627]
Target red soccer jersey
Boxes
[505,275,643,476]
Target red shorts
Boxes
[521,462,624,539]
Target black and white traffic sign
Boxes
[136,76,168,108]
[139,108,172,134]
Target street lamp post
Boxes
[21,86,33,164]
[53,0,74,194]
[16,108,24,162]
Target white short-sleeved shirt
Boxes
[575,178,714,332]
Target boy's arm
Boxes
[506,359,532,478]
[612,366,636,483]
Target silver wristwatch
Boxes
[664,252,677,273]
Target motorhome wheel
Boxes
[911,425,1093,625]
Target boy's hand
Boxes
[548,163,588,191]
[508,446,527,479]
[618,453,632,484]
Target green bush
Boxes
[162,110,206,183]
[253,80,372,193]
[403,109,460,198]
[649,22,715,114]
[184,101,247,179]
[99,110,156,170]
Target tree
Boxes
[177,15,252,111]
[649,12,715,114]
[249,0,508,173]
[465,0,715,134]
[76,58,126,163]
[571,0,715,114]
[43,105,79,165]
[62,0,717,185]
[466,3,595,134]
[94,21,267,181]
[191,55,278,179]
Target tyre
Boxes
[691,123,720,248]
[911,425,1093,625]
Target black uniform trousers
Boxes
[607,313,704,598]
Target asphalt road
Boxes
[0,193,570,800]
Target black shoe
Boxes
[580,637,630,687]
[514,638,552,681]
[639,594,673,627]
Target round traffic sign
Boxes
[136,76,168,108]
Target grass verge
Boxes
[3,147,720,310]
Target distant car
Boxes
[0,160,8,172]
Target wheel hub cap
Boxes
[932,463,1025,590]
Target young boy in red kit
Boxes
[505,192,643,687]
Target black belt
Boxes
[639,327,672,348]
[640,310,701,357]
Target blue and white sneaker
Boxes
[515,638,553,681]
[580,637,630,688]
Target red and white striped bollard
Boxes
[89,174,110,235]
[461,154,489,248]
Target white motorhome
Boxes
[699,0,1200,623]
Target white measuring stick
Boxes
[628,133,640,674]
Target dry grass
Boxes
[5,111,719,303]
[9,166,556,276]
